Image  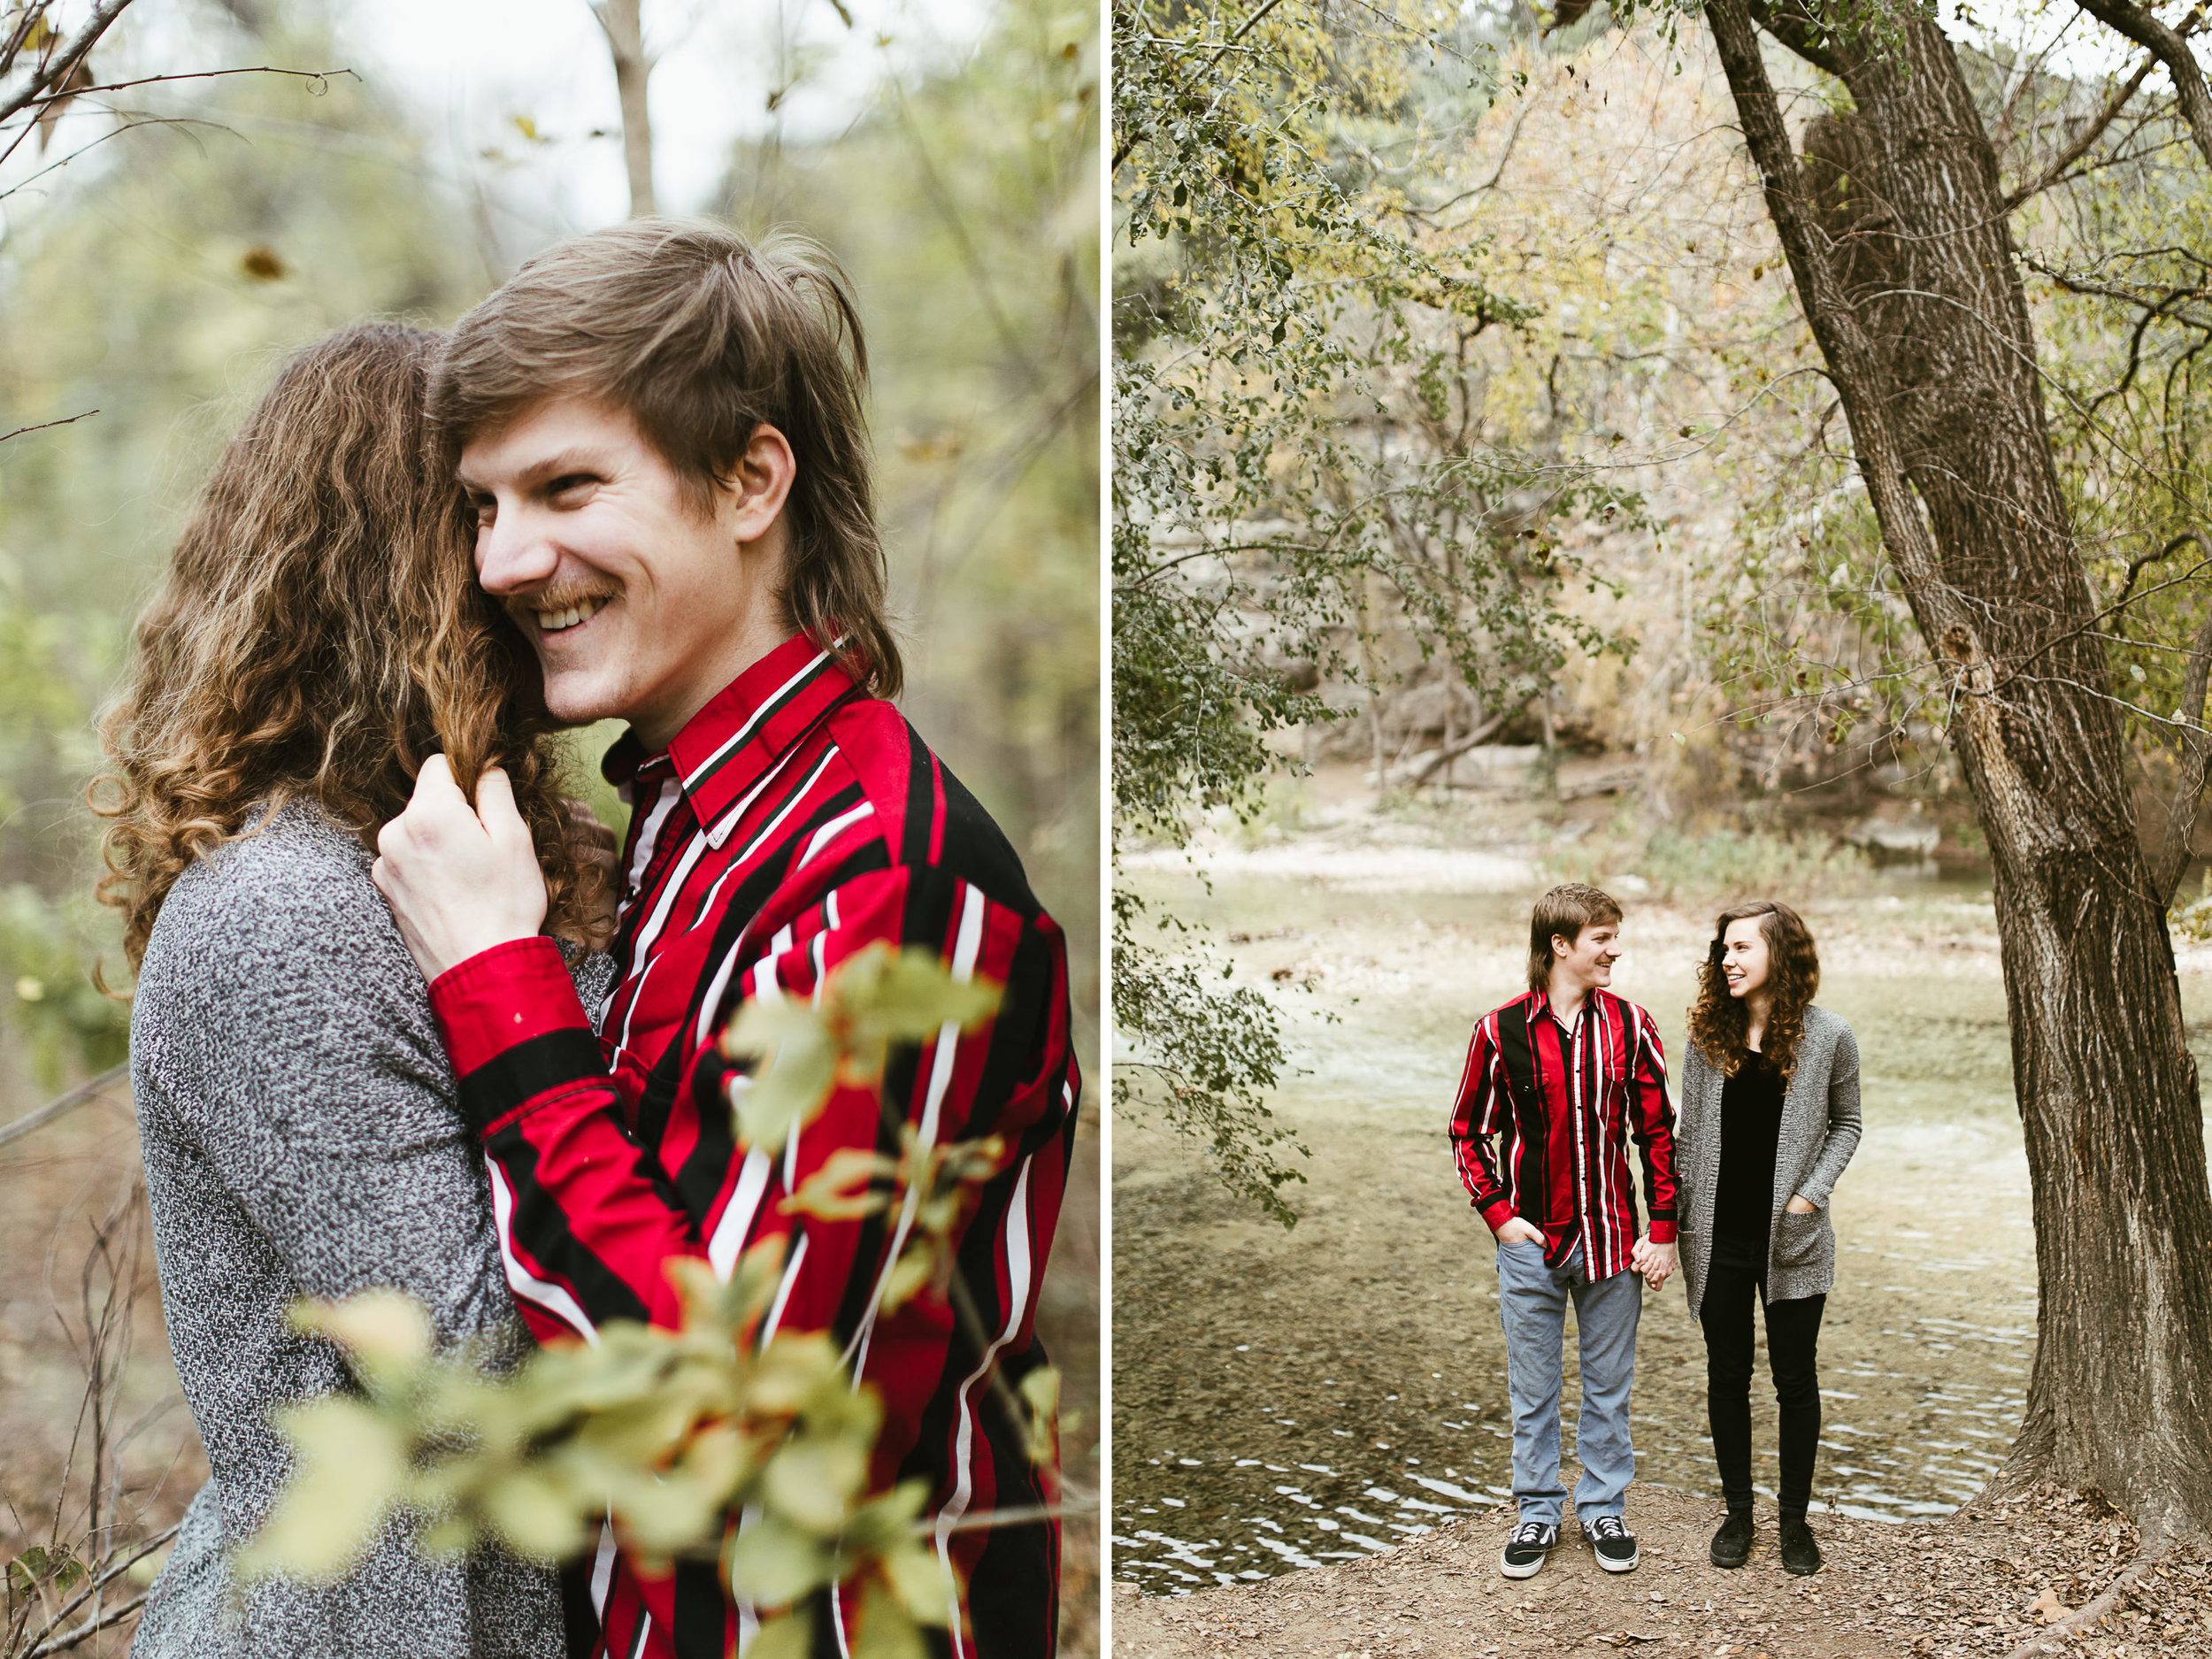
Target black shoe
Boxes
[1778,1513,1823,1576]
[1709,1509,1754,1569]
[1584,1513,1640,1572]
[1500,1517,1559,1578]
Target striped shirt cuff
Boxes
[1647,1217,1678,1245]
[428,935,595,1094]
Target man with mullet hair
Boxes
[373,219,1078,1659]
[1448,882,1677,1582]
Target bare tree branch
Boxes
[2005,53,2158,209]
[0,1064,128,1151]
[2070,0,2212,170]
[0,409,97,445]
[0,0,138,164]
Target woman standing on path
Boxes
[1674,900,1862,1578]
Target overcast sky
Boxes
[0,0,2177,249]
[343,0,994,234]
[0,0,994,250]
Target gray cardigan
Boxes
[130,801,593,1658]
[1676,1003,1863,1317]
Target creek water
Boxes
[1110,860,2212,1596]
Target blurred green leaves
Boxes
[721,941,1001,1151]
[245,944,1039,1659]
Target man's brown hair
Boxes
[1526,882,1624,992]
[429,218,902,697]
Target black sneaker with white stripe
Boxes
[1584,1513,1640,1571]
[1499,1517,1559,1578]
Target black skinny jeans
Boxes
[1700,1233,1825,1515]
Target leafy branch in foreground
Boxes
[1110,889,1306,1226]
[242,945,1048,1659]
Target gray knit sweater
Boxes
[1676,1003,1863,1317]
[129,801,600,1658]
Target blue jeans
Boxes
[1494,1237,1643,1526]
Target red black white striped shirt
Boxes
[426,632,1079,1659]
[1447,988,1678,1282]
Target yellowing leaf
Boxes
[852,1578,933,1659]
[294,1289,432,1379]
[876,1246,936,1314]
[1018,1365,1061,1462]
[879,1537,953,1623]
[240,1398,407,1579]
[727,1515,834,1606]
[783,1147,896,1221]
[480,1467,591,1560]
[763,1437,869,1532]
[747,1610,815,1659]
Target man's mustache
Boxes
[499,581,620,620]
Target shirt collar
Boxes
[598,632,858,841]
[1532,987,1603,1034]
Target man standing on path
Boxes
[1448,882,1678,1581]
[373,219,1078,1659]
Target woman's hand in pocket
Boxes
[1785,1194,1818,1215]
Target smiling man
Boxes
[371,220,1079,1659]
[1447,882,1677,1582]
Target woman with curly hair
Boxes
[1675,900,1861,1579]
[99,324,611,1657]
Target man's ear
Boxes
[722,422,797,544]
[1553,932,1576,960]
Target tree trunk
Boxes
[1707,0,2212,1537]
[592,0,657,217]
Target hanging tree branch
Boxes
[2006,52,2158,209]
[2069,0,2212,170]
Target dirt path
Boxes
[1110,1484,2212,1657]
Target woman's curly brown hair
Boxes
[1686,899,1821,1080]
[96,323,596,973]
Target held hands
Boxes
[1632,1234,1678,1290]
[373,755,549,981]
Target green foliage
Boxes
[246,949,1046,1659]
[0,883,127,1083]
[721,941,1002,1151]
[1111,0,1647,1222]
[0,557,125,1085]
[1110,887,1306,1225]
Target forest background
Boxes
[1114,0,2212,1620]
[0,0,1099,1651]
